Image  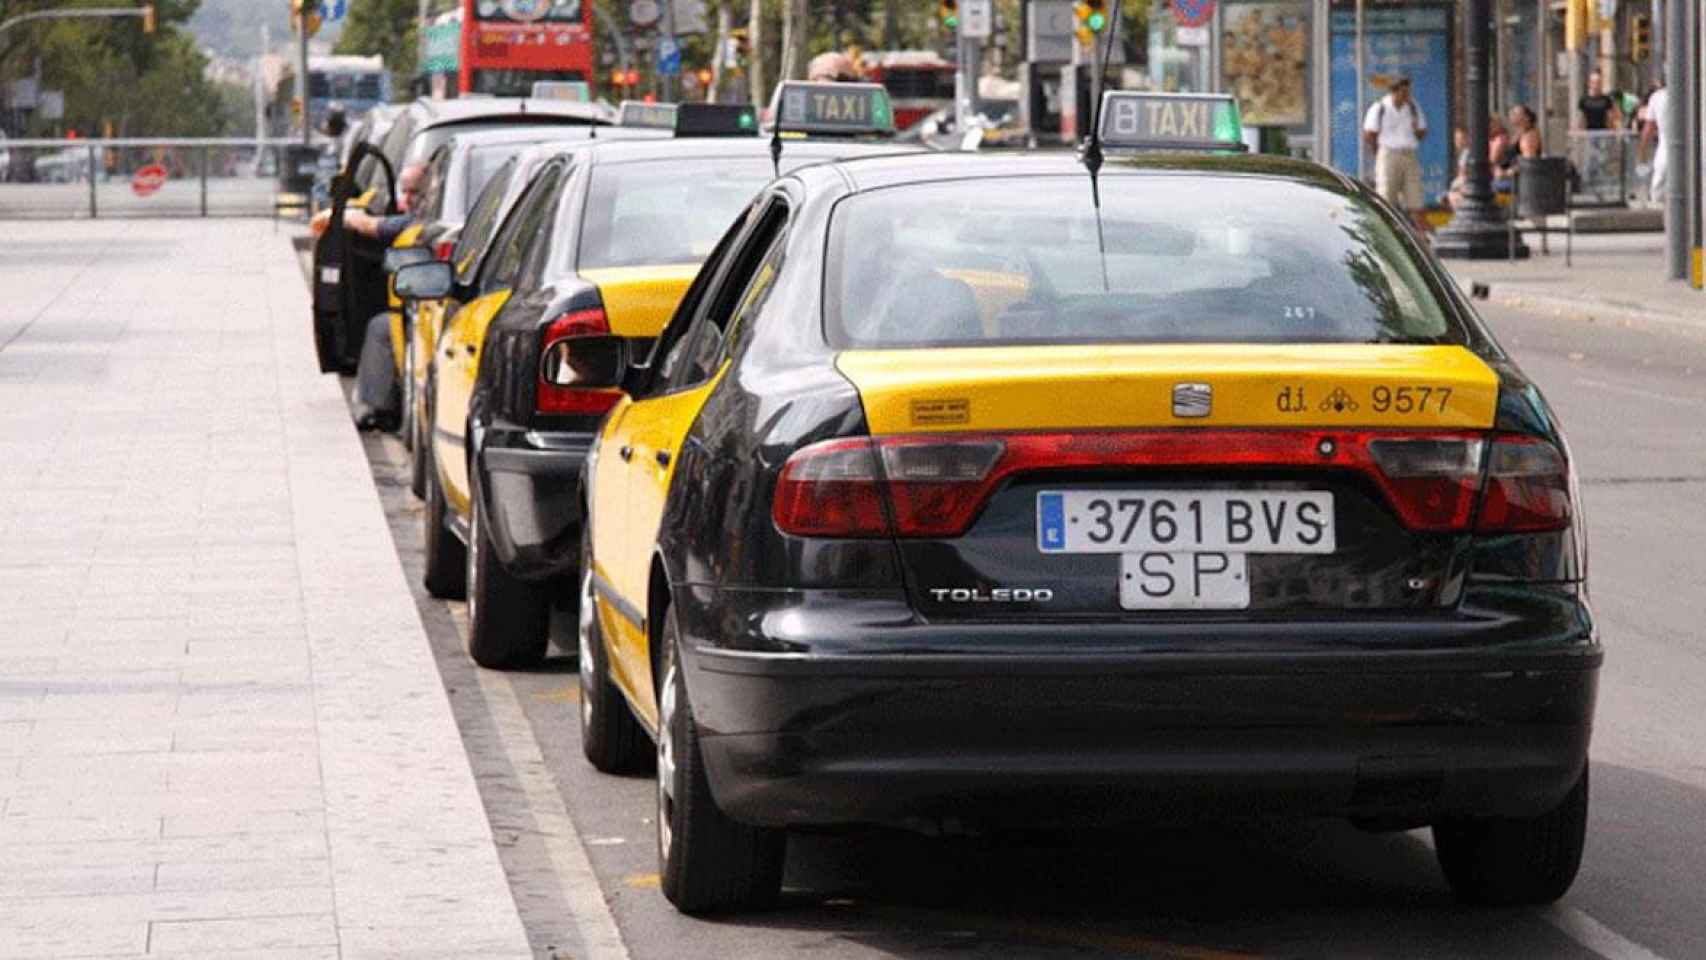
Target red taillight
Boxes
[772,439,890,537]
[434,240,455,261]
[773,429,1574,540]
[1476,436,1572,532]
[536,308,620,417]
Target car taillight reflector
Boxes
[772,438,889,537]
[434,240,456,261]
[1476,436,1571,532]
[536,308,617,417]
[772,430,1572,539]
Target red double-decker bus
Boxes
[420,0,595,97]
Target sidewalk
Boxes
[0,222,531,958]
[1440,232,1704,326]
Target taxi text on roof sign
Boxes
[1097,91,1245,151]
[772,81,895,136]
[675,103,759,137]
[618,100,679,129]
[532,80,592,102]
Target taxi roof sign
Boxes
[1097,91,1245,152]
[532,80,592,103]
[617,100,678,129]
[770,81,894,137]
[675,102,759,137]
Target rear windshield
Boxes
[464,144,525,216]
[824,175,1460,349]
[576,158,775,270]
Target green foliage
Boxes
[1,0,252,136]
[333,0,417,94]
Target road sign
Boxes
[131,164,166,198]
[657,37,681,76]
[628,0,659,27]
[961,0,992,38]
[1172,0,1215,28]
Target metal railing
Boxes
[0,137,331,220]
[1564,129,1657,208]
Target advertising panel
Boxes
[1329,6,1453,203]
[1221,1,1311,128]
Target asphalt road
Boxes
[358,298,1705,960]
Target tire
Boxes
[463,469,549,669]
[577,530,651,774]
[400,335,416,454]
[656,606,784,914]
[1434,764,1589,906]
[421,434,467,600]
[407,362,428,500]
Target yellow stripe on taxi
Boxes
[836,343,1501,433]
[579,264,701,337]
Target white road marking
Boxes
[1575,378,1703,407]
[1544,905,1669,960]
[455,611,633,960]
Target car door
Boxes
[434,162,566,514]
[602,197,792,721]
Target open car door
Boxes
[312,143,398,373]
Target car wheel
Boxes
[400,340,415,454]
[656,605,784,914]
[421,435,467,600]
[578,529,651,774]
[408,368,429,499]
[463,469,548,669]
[1434,763,1588,906]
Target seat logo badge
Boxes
[1173,383,1212,418]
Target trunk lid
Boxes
[579,264,701,338]
[831,343,1503,621]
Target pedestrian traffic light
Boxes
[939,0,958,30]
[1630,13,1651,64]
[141,3,155,33]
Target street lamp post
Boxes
[1436,0,1526,259]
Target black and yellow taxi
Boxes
[312,96,612,374]
[393,102,903,670]
[571,88,1600,914]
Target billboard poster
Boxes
[1222,1,1311,128]
[1329,6,1452,203]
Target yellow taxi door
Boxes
[602,377,721,726]
[432,290,509,515]
[588,397,637,693]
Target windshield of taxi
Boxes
[576,158,776,270]
[824,175,1459,348]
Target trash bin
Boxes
[1511,156,1572,263]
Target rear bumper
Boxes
[673,585,1599,831]
[475,427,590,580]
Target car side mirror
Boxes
[383,246,433,274]
[394,261,455,300]
[541,335,629,390]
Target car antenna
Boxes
[769,125,783,178]
[1081,0,1122,292]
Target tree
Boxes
[333,0,418,95]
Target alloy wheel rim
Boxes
[657,654,677,857]
[577,566,595,728]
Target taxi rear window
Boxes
[577,158,776,269]
[824,175,1461,349]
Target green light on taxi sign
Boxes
[1097,92,1246,152]
[675,102,760,138]
[770,81,896,137]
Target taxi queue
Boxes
[315,85,1600,917]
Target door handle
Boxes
[618,445,633,462]
[655,449,671,468]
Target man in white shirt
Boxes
[1362,75,1428,226]
[1640,82,1669,202]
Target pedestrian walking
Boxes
[1640,81,1670,202]
[1576,71,1624,130]
[1362,74,1428,229]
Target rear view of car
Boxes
[603,107,1597,913]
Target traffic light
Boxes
[1082,0,1108,33]
[141,3,155,33]
[939,0,958,30]
[1630,13,1651,64]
